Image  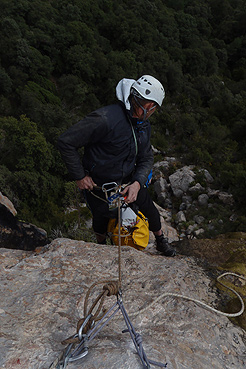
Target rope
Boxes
[57,182,246,367]
[89,187,124,287]
[88,189,109,203]
[61,280,119,345]
[118,196,122,288]
[130,272,245,319]
[61,186,124,347]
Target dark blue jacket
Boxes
[57,103,153,186]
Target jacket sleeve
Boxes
[57,110,109,180]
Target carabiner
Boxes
[68,336,89,362]
[102,182,119,193]
[78,313,93,341]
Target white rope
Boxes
[130,272,245,318]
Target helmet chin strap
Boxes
[132,96,148,121]
[132,95,156,121]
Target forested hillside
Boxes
[0,0,245,233]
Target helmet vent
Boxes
[131,75,165,106]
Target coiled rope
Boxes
[130,272,245,319]
[61,279,119,345]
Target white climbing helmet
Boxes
[131,75,165,106]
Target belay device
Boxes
[50,182,167,369]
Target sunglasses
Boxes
[133,95,157,112]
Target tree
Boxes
[0,66,12,95]
[0,115,53,172]
[0,0,245,228]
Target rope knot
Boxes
[103,281,119,296]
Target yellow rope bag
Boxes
[107,210,149,251]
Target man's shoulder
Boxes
[93,103,128,126]
[96,103,126,116]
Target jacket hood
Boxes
[116,78,136,110]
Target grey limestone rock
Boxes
[198,194,209,207]
[189,183,205,193]
[199,169,214,183]
[0,191,48,250]
[175,210,186,224]
[169,166,196,198]
[1,239,245,369]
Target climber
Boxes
[57,75,176,257]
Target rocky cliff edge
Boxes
[0,238,245,369]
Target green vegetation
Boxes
[177,233,246,330]
[0,0,245,235]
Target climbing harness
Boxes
[88,181,129,209]
[49,182,246,369]
[50,184,167,369]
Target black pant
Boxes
[83,187,161,235]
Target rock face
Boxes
[0,192,17,217]
[1,239,245,369]
[152,157,237,240]
[0,191,48,250]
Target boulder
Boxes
[193,215,205,225]
[153,160,170,173]
[151,145,161,154]
[218,191,234,206]
[154,176,167,197]
[180,194,193,211]
[0,192,48,250]
[189,183,205,193]
[194,228,205,237]
[199,169,214,183]
[0,239,245,369]
[169,166,196,197]
[186,224,198,236]
[198,194,209,207]
[207,188,220,197]
[175,210,186,224]
[154,176,168,205]
[207,189,234,205]
[0,191,17,217]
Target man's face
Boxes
[131,96,157,120]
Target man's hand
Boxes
[121,181,140,203]
[76,176,97,190]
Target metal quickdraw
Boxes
[50,293,167,369]
[52,314,92,369]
